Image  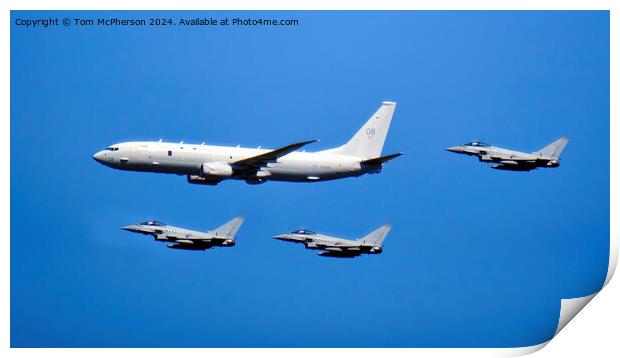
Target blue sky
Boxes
[11,11,609,347]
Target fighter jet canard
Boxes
[93,102,402,185]
[273,224,392,257]
[446,137,569,171]
[121,216,245,250]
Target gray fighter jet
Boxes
[121,216,245,250]
[273,224,392,257]
[446,137,569,171]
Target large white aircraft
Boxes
[93,101,402,185]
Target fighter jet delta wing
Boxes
[163,232,213,241]
[491,156,559,170]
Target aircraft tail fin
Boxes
[329,101,396,158]
[358,224,392,246]
[534,136,569,158]
[213,216,245,238]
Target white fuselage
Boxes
[93,141,373,183]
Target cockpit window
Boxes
[140,220,166,226]
[291,229,316,235]
[105,147,119,151]
[464,141,490,147]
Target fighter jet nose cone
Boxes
[121,226,137,232]
[273,234,290,240]
[445,146,461,153]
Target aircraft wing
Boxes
[360,152,403,166]
[233,140,317,168]
[511,157,541,162]
[321,242,362,250]
[164,233,214,242]
[491,159,542,171]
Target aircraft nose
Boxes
[445,146,463,153]
[273,234,292,240]
[93,150,105,163]
[121,225,139,232]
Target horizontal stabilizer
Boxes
[234,140,317,167]
[360,153,404,166]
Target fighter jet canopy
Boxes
[291,229,316,235]
[140,220,166,226]
[464,141,490,147]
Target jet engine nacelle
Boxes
[202,162,233,177]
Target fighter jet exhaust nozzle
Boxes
[547,160,560,167]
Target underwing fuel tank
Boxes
[175,239,194,245]
[500,160,519,165]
